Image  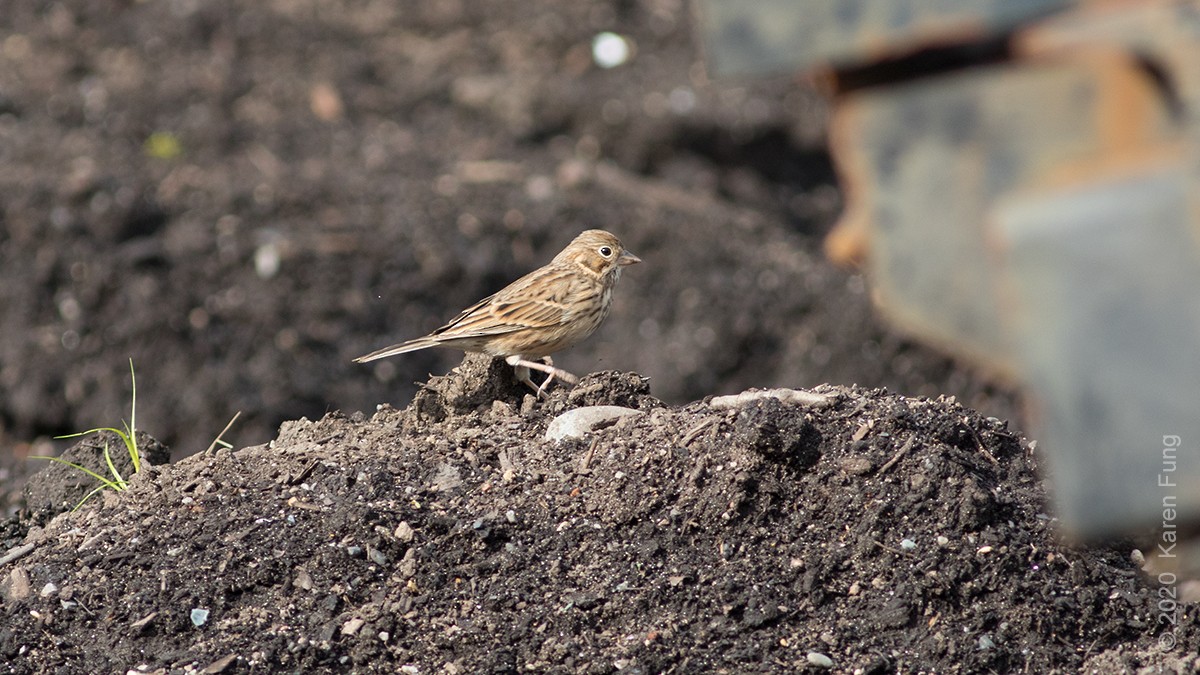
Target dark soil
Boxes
[2,359,1196,674]
[5,1,1196,673]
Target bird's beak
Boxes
[619,250,641,266]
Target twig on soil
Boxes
[0,543,36,567]
[286,459,321,486]
[313,432,343,446]
[579,437,600,473]
[871,539,911,556]
[678,418,718,447]
[963,417,1000,467]
[878,436,915,475]
[709,388,832,411]
[130,612,158,634]
[205,411,242,455]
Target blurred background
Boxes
[0,0,1018,513]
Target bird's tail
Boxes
[352,337,441,363]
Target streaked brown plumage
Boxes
[355,229,640,396]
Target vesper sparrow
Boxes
[355,229,641,396]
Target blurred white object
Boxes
[592,32,631,69]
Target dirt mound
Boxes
[1,361,1193,673]
[0,0,1018,480]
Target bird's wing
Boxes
[432,266,575,339]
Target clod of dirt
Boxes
[1,368,1195,673]
[730,395,821,469]
[408,353,528,421]
[407,354,662,428]
[564,370,659,409]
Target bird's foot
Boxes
[507,356,578,398]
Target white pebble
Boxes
[545,406,643,441]
[806,652,833,668]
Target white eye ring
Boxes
[599,246,614,257]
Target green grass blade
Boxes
[30,455,123,489]
[121,419,140,473]
[127,358,140,473]
[100,441,127,489]
[38,359,142,506]
[55,427,128,441]
[72,483,111,511]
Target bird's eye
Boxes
[599,246,613,257]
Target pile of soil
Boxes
[7,2,1190,671]
[0,0,1016,499]
[1,358,1195,673]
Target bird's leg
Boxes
[511,363,539,395]
[535,357,557,398]
[505,355,578,398]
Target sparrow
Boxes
[355,229,640,397]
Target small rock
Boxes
[520,395,537,415]
[294,567,314,591]
[39,582,58,597]
[431,463,463,492]
[806,651,834,668]
[367,546,388,566]
[545,406,643,441]
[839,457,874,475]
[900,539,916,550]
[190,608,210,627]
[200,654,239,674]
[399,549,417,578]
[4,567,31,601]
[341,617,365,636]
[395,521,415,542]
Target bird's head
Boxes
[555,229,641,278]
